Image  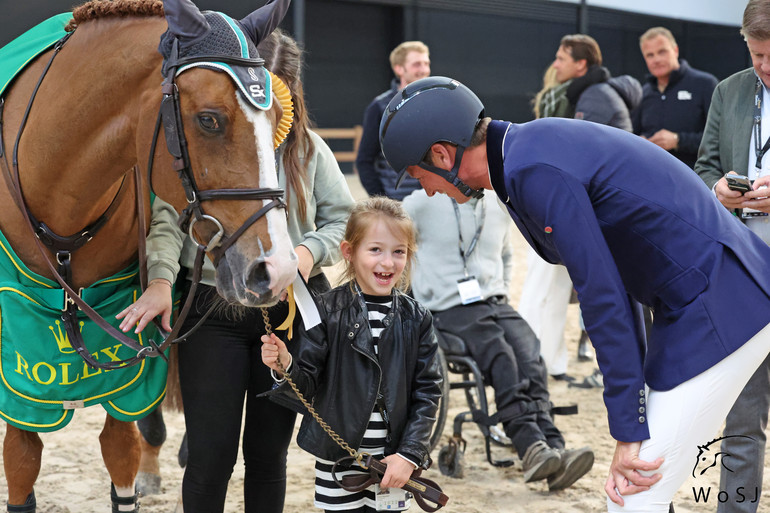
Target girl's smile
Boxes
[341,219,408,296]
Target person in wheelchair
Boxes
[403,188,594,490]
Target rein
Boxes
[0,30,288,370]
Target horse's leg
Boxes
[100,415,140,512]
[135,406,166,495]
[3,425,42,511]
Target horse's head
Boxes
[154,0,297,307]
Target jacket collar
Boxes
[645,59,690,91]
[486,120,511,203]
[566,65,610,104]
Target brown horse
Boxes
[0,0,296,510]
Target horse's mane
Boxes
[66,0,164,31]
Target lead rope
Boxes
[260,307,367,466]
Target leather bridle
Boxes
[152,40,287,266]
[0,32,288,370]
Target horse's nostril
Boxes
[246,260,271,293]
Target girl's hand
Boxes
[116,279,173,333]
[379,454,415,490]
[604,440,663,506]
[261,333,291,375]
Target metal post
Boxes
[293,0,306,46]
[404,0,418,40]
[579,0,588,34]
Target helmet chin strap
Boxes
[418,146,485,199]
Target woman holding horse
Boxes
[118,28,356,513]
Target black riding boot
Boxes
[111,483,139,513]
[6,491,35,513]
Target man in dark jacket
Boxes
[355,41,430,200]
[633,27,717,169]
[552,34,642,131]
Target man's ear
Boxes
[430,143,454,168]
[576,59,588,74]
[393,64,404,80]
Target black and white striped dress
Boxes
[313,294,411,512]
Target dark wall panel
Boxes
[415,8,575,123]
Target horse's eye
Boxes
[197,113,221,132]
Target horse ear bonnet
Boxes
[159,11,273,111]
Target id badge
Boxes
[375,484,411,511]
[457,276,482,305]
[741,206,769,219]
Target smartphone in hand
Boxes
[726,174,753,194]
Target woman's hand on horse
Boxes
[116,279,173,333]
[379,454,416,490]
[261,333,291,374]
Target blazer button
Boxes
[347,332,355,339]
[639,390,645,397]
[383,318,391,327]
[354,323,360,329]
[638,416,646,423]
[639,397,645,405]
[638,407,645,414]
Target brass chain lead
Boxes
[261,308,363,464]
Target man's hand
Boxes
[647,129,679,151]
[605,440,663,506]
[742,175,770,214]
[715,172,753,210]
[379,455,415,490]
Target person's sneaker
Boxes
[547,446,595,491]
[577,330,593,361]
[551,373,576,382]
[522,440,561,483]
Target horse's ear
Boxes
[240,0,291,45]
[163,0,211,43]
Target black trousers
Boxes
[178,285,297,513]
[432,299,564,458]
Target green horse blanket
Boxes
[0,228,168,432]
[0,15,167,432]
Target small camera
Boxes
[726,174,753,194]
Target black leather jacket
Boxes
[268,282,442,467]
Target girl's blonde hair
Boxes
[339,197,417,293]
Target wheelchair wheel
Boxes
[429,346,450,451]
[438,438,465,478]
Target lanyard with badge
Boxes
[453,199,486,305]
[748,79,770,218]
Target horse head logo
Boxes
[692,435,755,478]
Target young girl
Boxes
[261,197,443,512]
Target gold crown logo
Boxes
[49,319,84,354]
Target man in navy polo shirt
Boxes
[632,27,717,169]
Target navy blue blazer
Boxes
[487,119,770,442]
